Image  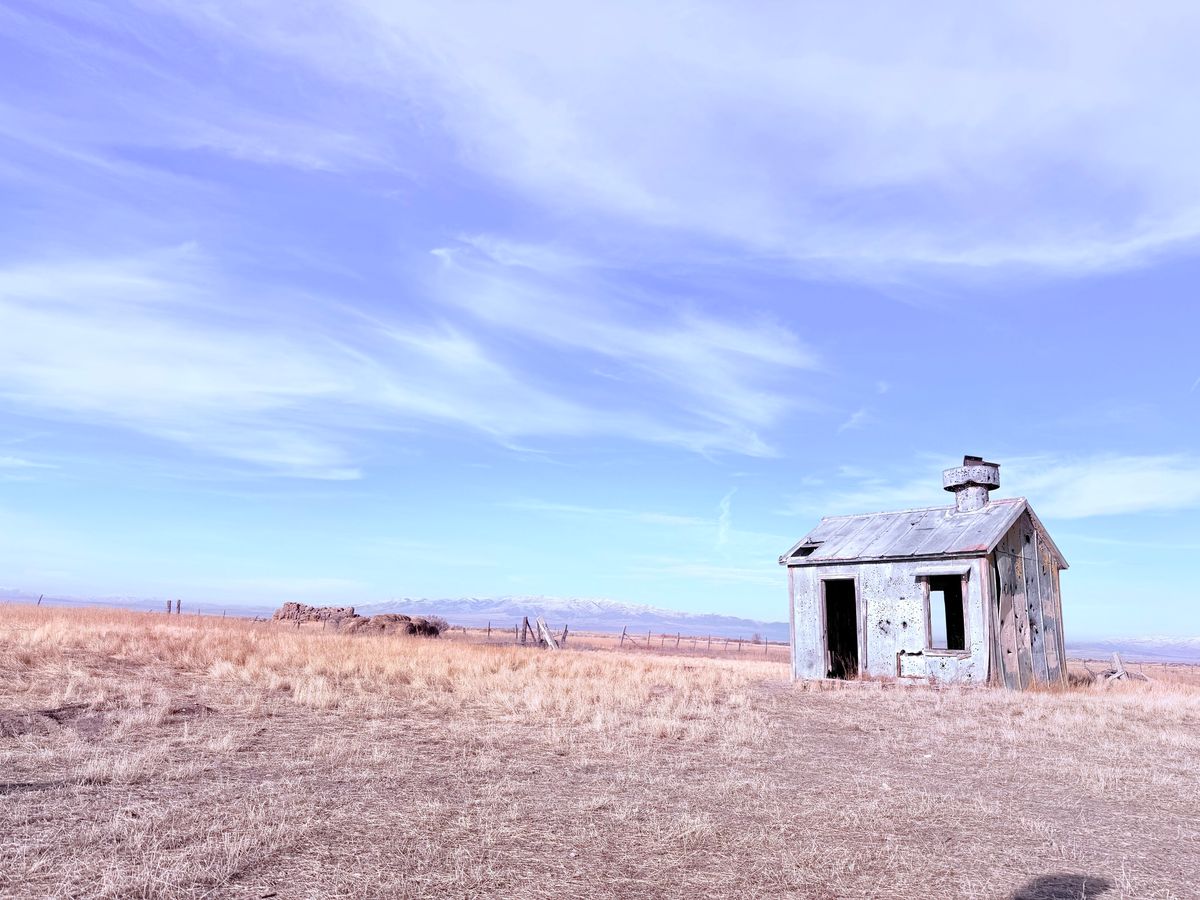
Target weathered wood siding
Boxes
[992,512,1067,687]
[788,558,990,685]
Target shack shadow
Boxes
[1010,874,1113,900]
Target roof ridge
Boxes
[818,496,1023,522]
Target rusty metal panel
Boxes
[784,498,1032,566]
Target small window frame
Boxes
[918,572,971,658]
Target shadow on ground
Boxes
[1010,874,1113,899]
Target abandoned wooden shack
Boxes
[779,456,1068,688]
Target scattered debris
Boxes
[1084,652,1152,684]
[271,603,444,637]
[535,616,560,650]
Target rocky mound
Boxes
[271,603,443,637]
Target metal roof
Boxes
[780,497,1069,568]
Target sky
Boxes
[1,2,1199,639]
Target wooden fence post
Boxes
[619,626,627,648]
[675,633,681,647]
[36,594,43,607]
[660,634,665,648]
[707,635,712,650]
[738,639,742,653]
[487,621,491,639]
[560,623,568,645]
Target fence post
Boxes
[619,626,627,648]
[675,633,681,647]
[487,621,491,639]
[707,635,712,650]
[738,639,742,653]
[560,623,568,645]
[660,633,665,648]
[36,594,43,607]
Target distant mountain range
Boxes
[361,596,792,641]
[4,587,1198,660]
[1063,636,1200,664]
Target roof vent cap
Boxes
[943,455,1000,513]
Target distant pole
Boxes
[36,594,43,607]
[174,599,181,615]
[619,626,627,648]
[166,600,171,614]
[514,623,519,643]
[560,623,568,645]
[763,639,768,656]
[675,632,681,648]
[707,635,711,650]
[738,639,742,653]
[487,621,491,639]
[647,629,651,646]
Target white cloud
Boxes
[0,248,813,476]
[148,0,1200,275]
[783,453,1200,520]
[0,456,55,469]
[836,408,871,434]
[430,239,819,455]
[1006,455,1200,519]
[716,489,736,548]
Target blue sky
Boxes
[2,2,1199,638]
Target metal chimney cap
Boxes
[943,456,1000,492]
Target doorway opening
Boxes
[822,579,859,679]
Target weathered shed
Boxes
[779,456,1068,688]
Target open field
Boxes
[2,605,1199,899]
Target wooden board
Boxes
[993,545,1021,690]
[1022,522,1051,684]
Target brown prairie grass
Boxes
[1,603,1199,899]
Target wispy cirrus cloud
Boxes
[0,245,815,477]
[783,453,1200,521]
[129,0,1200,276]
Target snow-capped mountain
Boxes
[1065,636,1200,664]
[360,596,791,641]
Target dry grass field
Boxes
[2,604,1199,899]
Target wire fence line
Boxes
[452,620,791,658]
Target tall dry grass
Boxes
[3,602,1200,899]
[0,604,780,742]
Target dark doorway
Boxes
[823,579,859,679]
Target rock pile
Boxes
[271,603,444,637]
